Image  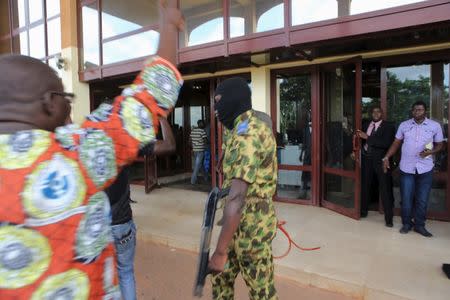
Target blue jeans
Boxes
[111,220,137,300]
[400,170,433,228]
[191,151,206,184]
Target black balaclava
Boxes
[214,77,252,130]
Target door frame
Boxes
[319,57,363,219]
[270,65,319,205]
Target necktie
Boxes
[364,122,375,151]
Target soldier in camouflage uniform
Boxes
[208,77,278,300]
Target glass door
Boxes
[273,71,314,204]
[321,61,362,219]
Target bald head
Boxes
[0,54,61,104]
[0,54,69,133]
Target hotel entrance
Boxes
[271,55,449,221]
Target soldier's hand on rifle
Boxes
[208,251,228,274]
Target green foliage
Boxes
[278,76,311,133]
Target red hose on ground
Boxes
[274,221,321,259]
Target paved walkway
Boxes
[131,186,450,300]
[135,240,351,300]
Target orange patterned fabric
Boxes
[0,56,182,299]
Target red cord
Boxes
[274,221,321,259]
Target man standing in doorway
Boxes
[356,106,396,227]
[209,77,278,300]
[383,101,444,237]
[190,119,208,184]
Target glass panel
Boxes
[46,0,60,19]
[12,0,27,28]
[181,0,223,47]
[12,32,28,55]
[29,24,45,58]
[82,3,100,69]
[47,17,61,56]
[230,0,283,38]
[324,65,356,170]
[48,56,62,77]
[102,0,159,39]
[276,74,312,167]
[291,0,338,26]
[361,63,381,119]
[102,30,159,65]
[190,106,203,128]
[29,0,43,24]
[277,170,311,200]
[387,63,448,213]
[0,37,12,54]
[325,174,355,208]
[351,0,427,15]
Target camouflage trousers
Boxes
[211,200,278,300]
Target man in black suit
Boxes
[356,105,396,227]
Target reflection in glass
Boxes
[277,170,311,200]
[173,107,185,170]
[12,0,27,28]
[29,0,43,24]
[325,174,355,208]
[230,0,284,38]
[47,17,61,56]
[276,74,312,160]
[180,0,223,47]
[82,4,100,69]
[351,0,426,15]
[29,25,45,58]
[102,0,159,39]
[291,0,337,26]
[324,65,355,170]
[387,65,430,124]
[387,63,448,213]
[103,30,159,65]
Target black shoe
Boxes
[443,264,450,279]
[360,212,368,218]
[385,222,393,228]
[414,227,433,237]
[399,225,411,234]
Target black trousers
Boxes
[361,154,394,223]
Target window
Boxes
[291,0,428,27]
[81,0,160,69]
[180,0,223,47]
[351,0,427,15]
[291,0,338,26]
[230,0,284,38]
[387,63,449,213]
[3,0,61,74]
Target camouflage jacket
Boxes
[222,110,277,199]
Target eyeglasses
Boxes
[48,91,76,103]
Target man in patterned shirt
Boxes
[209,77,278,300]
[0,1,184,298]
